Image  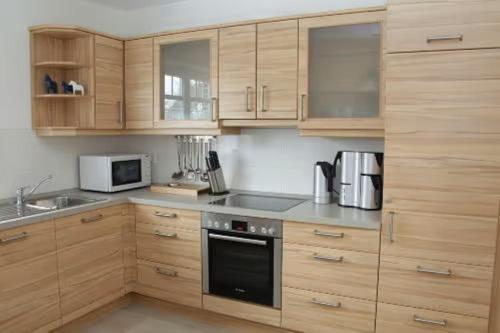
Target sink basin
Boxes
[0,195,107,223]
[25,196,106,211]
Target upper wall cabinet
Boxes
[95,36,124,129]
[298,11,385,137]
[125,38,154,129]
[153,30,219,129]
[257,20,298,120]
[387,0,500,53]
[31,28,95,129]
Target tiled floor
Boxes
[67,299,290,333]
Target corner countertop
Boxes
[0,188,381,232]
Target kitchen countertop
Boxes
[0,188,381,232]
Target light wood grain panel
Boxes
[136,222,201,270]
[124,38,153,129]
[219,24,257,120]
[379,255,493,318]
[282,287,375,333]
[384,50,500,217]
[257,20,298,119]
[202,294,282,327]
[58,233,125,319]
[284,221,380,253]
[0,220,56,267]
[55,204,127,249]
[377,302,488,333]
[283,243,378,300]
[123,204,137,293]
[490,204,500,333]
[0,254,61,333]
[135,205,201,231]
[95,35,124,129]
[381,210,498,267]
[136,259,201,308]
[387,0,500,53]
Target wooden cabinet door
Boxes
[95,35,124,129]
[153,30,219,129]
[298,12,385,131]
[257,20,298,119]
[384,49,500,217]
[125,38,154,129]
[219,25,257,120]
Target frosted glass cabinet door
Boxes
[153,30,219,128]
[298,11,385,131]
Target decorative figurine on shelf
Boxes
[44,74,58,94]
[62,81,73,94]
[68,81,85,95]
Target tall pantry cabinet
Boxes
[378,0,500,332]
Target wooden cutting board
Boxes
[150,183,210,197]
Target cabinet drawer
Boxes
[55,204,127,248]
[282,287,375,333]
[376,302,488,333]
[136,222,201,270]
[381,211,498,267]
[387,0,500,52]
[136,259,201,308]
[0,220,56,267]
[378,256,493,318]
[283,243,378,300]
[0,254,60,333]
[58,233,125,319]
[135,205,201,231]
[284,221,379,253]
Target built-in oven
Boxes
[202,212,282,309]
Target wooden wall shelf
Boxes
[35,94,89,99]
[34,61,85,69]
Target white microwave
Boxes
[79,154,152,192]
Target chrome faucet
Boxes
[16,175,53,207]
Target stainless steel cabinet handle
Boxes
[313,230,344,238]
[416,265,452,277]
[118,101,123,127]
[388,211,395,243]
[0,232,28,244]
[246,86,252,112]
[81,214,104,223]
[155,267,178,277]
[414,315,447,326]
[427,34,463,43]
[261,85,267,112]
[311,298,341,308]
[313,253,344,263]
[154,230,177,238]
[209,233,267,246]
[154,212,177,219]
[212,97,218,121]
[300,94,306,121]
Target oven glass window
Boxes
[208,231,274,306]
[112,160,142,186]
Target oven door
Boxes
[202,230,281,308]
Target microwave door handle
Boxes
[208,233,267,246]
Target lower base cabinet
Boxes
[282,287,376,333]
[376,303,489,333]
[135,259,202,308]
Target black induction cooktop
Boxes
[209,194,305,212]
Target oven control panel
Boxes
[202,212,283,238]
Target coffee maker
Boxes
[333,151,383,210]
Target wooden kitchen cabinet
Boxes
[219,24,257,120]
[298,11,384,136]
[95,35,124,129]
[387,0,500,53]
[256,20,298,120]
[153,30,219,129]
[125,38,154,129]
[55,205,128,324]
[0,221,61,333]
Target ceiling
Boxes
[82,0,188,10]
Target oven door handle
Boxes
[208,233,268,246]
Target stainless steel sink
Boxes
[0,195,107,223]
